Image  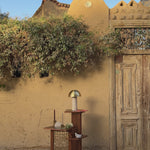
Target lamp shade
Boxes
[68,90,81,98]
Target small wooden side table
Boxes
[65,109,87,150]
[44,109,87,150]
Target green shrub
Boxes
[0,15,122,79]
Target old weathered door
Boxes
[115,55,150,150]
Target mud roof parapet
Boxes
[110,0,150,27]
[33,0,70,17]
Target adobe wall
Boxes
[33,0,69,17]
[68,0,109,33]
[0,0,112,150]
[110,0,150,28]
[0,58,110,150]
[5,0,150,149]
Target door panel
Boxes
[116,55,142,150]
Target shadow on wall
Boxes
[57,56,105,82]
[0,55,105,91]
[0,78,21,91]
[83,98,109,150]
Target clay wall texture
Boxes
[33,0,69,17]
[0,59,110,150]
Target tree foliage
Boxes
[26,16,103,76]
[0,15,122,79]
[0,12,9,24]
[99,29,123,56]
[0,19,30,78]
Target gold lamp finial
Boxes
[68,90,81,98]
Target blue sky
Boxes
[0,0,140,19]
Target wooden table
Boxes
[44,109,88,150]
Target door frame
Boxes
[109,56,117,150]
[109,53,150,150]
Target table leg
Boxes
[51,130,54,150]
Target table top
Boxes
[64,109,88,113]
[44,126,68,131]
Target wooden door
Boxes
[116,55,143,150]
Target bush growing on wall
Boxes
[0,18,31,78]
[99,29,123,56]
[0,15,122,79]
[25,16,102,76]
